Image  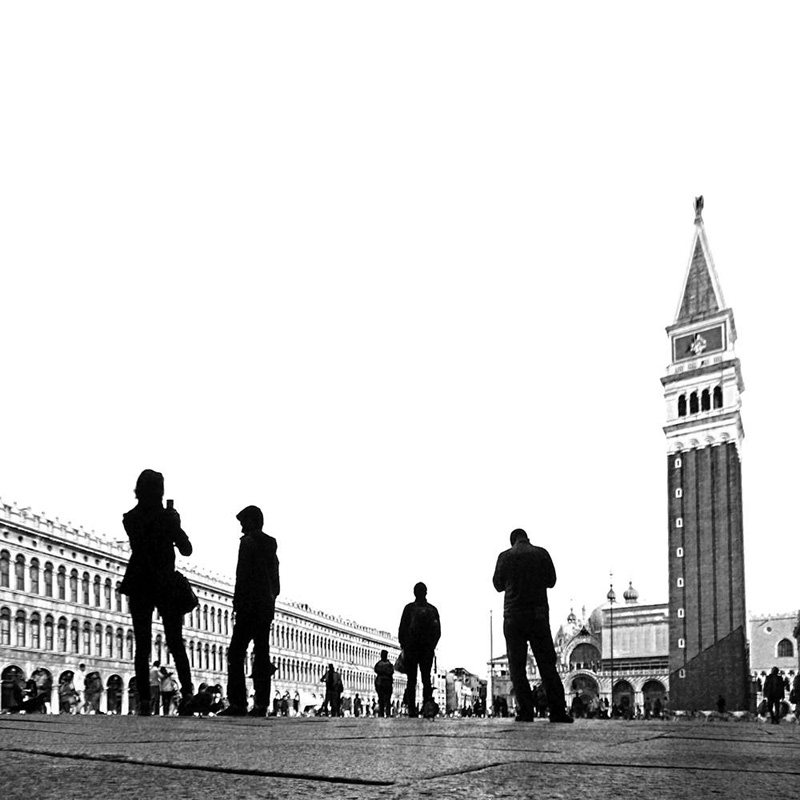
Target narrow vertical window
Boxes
[713,386,723,409]
[678,395,687,417]
[689,392,699,414]
[701,388,711,411]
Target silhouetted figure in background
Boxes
[220,505,280,717]
[119,469,193,716]
[764,666,785,724]
[374,649,394,717]
[493,528,572,723]
[398,582,441,718]
[321,663,344,716]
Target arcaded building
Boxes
[0,498,405,713]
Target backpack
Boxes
[409,603,439,646]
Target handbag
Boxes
[394,649,406,674]
[171,570,199,615]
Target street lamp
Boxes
[607,577,616,717]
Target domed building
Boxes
[552,584,670,716]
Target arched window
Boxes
[210,606,215,633]
[82,621,92,654]
[15,610,26,646]
[0,551,9,588]
[15,554,25,591]
[126,630,134,660]
[778,639,794,658]
[105,625,113,655]
[115,582,123,612]
[30,558,40,594]
[45,615,54,650]
[224,611,229,636]
[155,634,163,663]
[203,605,209,631]
[104,579,112,610]
[189,641,195,668]
[205,643,210,669]
[0,607,11,645]
[69,570,79,603]
[701,388,710,411]
[70,620,80,653]
[82,572,90,605]
[713,385,723,409]
[217,608,222,634]
[94,623,103,656]
[44,563,54,597]
[689,391,699,414]
[58,567,67,600]
[94,575,101,606]
[57,617,68,652]
[116,628,124,659]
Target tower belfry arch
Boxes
[661,197,750,711]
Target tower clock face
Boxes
[673,325,724,362]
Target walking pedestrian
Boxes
[374,649,394,718]
[764,666,785,724]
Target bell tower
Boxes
[661,197,749,711]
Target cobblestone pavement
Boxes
[1,715,798,799]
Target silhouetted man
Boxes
[398,582,441,717]
[374,649,394,718]
[764,666,784,724]
[220,505,280,716]
[493,528,572,723]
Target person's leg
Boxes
[251,616,272,711]
[403,651,420,716]
[530,617,568,718]
[503,615,534,719]
[419,650,435,703]
[162,613,193,699]
[129,596,154,714]
[226,616,253,710]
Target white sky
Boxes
[2,3,799,673]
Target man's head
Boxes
[413,582,427,599]
[153,660,160,668]
[78,663,85,671]
[771,666,779,675]
[237,505,264,533]
[380,649,388,660]
[510,528,529,546]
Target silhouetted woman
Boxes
[120,469,193,715]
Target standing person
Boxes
[293,690,300,716]
[219,505,280,717]
[321,664,344,717]
[492,528,572,723]
[398,582,441,718]
[72,664,87,714]
[353,693,363,717]
[149,661,162,715]
[119,469,194,716]
[160,667,177,716]
[374,649,394,718]
[764,666,785,724]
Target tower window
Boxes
[676,547,684,557]
[679,669,686,679]
[678,638,685,649]
[676,518,683,528]
[674,458,682,469]
[678,395,687,417]
[701,389,711,411]
[678,608,685,618]
[675,488,683,498]
[677,577,684,588]
[713,386,722,409]
[689,392,699,414]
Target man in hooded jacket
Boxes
[220,505,280,716]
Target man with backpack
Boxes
[398,582,441,718]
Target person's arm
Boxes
[541,549,557,589]
[168,510,193,557]
[492,552,507,593]
[398,605,411,648]
[269,549,280,600]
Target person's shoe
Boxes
[549,713,574,724]
[247,705,267,717]
[217,705,247,717]
[514,713,534,722]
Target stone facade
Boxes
[0,498,406,714]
